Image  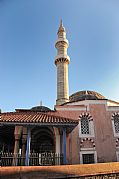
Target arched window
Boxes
[112,113,119,136]
[79,113,94,137]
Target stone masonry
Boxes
[55,20,70,105]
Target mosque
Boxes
[0,21,119,166]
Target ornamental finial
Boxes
[58,19,65,34]
[60,19,63,27]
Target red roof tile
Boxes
[0,112,78,126]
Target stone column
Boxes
[12,126,22,166]
[25,127,31,166]
[63,128,66,165]
[21,127,27,165]
[55,128,60,165]
[12,135,20,166]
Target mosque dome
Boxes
[31,106,51,112]
[69,90,106,103]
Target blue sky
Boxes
[0,0,119,111]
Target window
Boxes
[114,118,119,133]
[80,150,97,164]
[81,118,89,134]
[112,113,119,137]
[82,154,94,164]
[79,113,95,137]
[116,151,119,162]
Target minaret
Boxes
[55,20,70,105]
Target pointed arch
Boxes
[79,113,95,138]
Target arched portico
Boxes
[31,126,55,153]
[0,111,78,166]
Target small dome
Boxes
[69,90,106,102]
[31,106,51,112]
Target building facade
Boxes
[0,21,119,166]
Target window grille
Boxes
[82,154,94,164]
[114,118,119,133]
[81,117,89,134]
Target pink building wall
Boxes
[51,102,119,164]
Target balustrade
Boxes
[0,152,63,166]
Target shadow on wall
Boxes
[1,162,119,179]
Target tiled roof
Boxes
[0,112,78,126]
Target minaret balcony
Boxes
[55,38,69,48]
[55,55,70,65]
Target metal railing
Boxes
[0,152,63,166]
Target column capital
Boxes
[61,127,67,133]
[14,134,21,140]
[22,138,27,144]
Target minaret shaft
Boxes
[57,62,69,104]
[55,21,70,105]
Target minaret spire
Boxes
[60,19,63,26]
[57,19,66,37]
[55,21,70,105]
[59,19,64,30]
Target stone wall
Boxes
[1,162,119,179]
[53,102,119,164]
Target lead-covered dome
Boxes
[69,90,106,102]
[31,106,51,112]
